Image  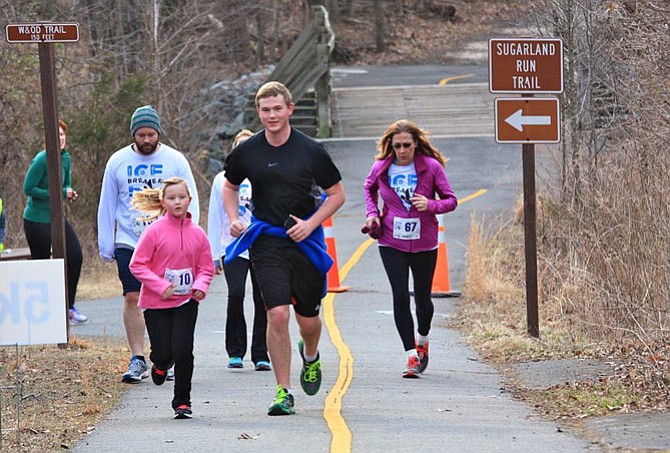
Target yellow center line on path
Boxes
[459,188,488,203]
[323,237,374,452]
[322,188,487,452]
[438,73,474,85]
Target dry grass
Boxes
[0,264,126,452]
[0,337,130,452]
[76,262,122,301]
[454,213,670,422]
[457,211,594,362]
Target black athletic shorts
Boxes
[250,235,324,317]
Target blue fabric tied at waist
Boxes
[224,217,333,297]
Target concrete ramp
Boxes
[331,82,495,138]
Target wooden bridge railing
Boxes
[244,5,335,138]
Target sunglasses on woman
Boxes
[392,142,414,150]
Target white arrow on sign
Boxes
[505,109,552,132]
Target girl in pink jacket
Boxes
[129,177,214,419]
[363,120,457,379]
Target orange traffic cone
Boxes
[431,214,460,298]
[323,217,349,293]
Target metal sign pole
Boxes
[0,344,22,447]
[15,343,20,446]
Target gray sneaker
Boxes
[298,339,322,396]
[122,356,149,383]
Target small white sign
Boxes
[0,259,67,345]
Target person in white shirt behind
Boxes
[97,105,199,383]
[208,129,271,372]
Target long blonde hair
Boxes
[375,119,446,166]
[131,177,190,221]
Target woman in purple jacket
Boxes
[363,119,457,378]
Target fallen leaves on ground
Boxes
[0,337,129,452]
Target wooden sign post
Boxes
[489,37,564,338]
[6,22,80,341]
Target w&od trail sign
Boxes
[5,21,80,343]
[489,37,563,93]
[5,22,79,43]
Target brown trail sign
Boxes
[5,22,79,43]
[495,98,560,144]
[489,37,563,94]
[488,36,564,339]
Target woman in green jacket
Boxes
[23,119,87,324]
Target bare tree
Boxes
[534,0,670,342]
[374,0,385,52]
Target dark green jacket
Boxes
[23,149,72,223]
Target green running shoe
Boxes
[298,339,322,396]
[268,385,295,416]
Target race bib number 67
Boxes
[393,217,421,240]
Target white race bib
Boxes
[393,217,421,240]
[164,267,194,295]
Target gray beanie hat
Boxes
[130,105,161,136]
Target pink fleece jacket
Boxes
[130,212,214,309]
[363,152,458,253]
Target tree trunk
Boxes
[343,0,354,17]
[327,0,340,21]
[255,12,265,65]
[374,0,385,52]
[226,0,252,63]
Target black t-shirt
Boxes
[225,128,342,226]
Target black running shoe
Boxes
[151,365,168,386]
[174,404,192,419]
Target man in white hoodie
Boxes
[97,105,199,383]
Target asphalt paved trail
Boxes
[72,133,594,451]
[71,28,598,451]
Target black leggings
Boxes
[223,256,269,364]
[378,246,437,352]
[23,218,82,309]
[144,299,199,409]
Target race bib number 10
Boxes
[164,267,194,295]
